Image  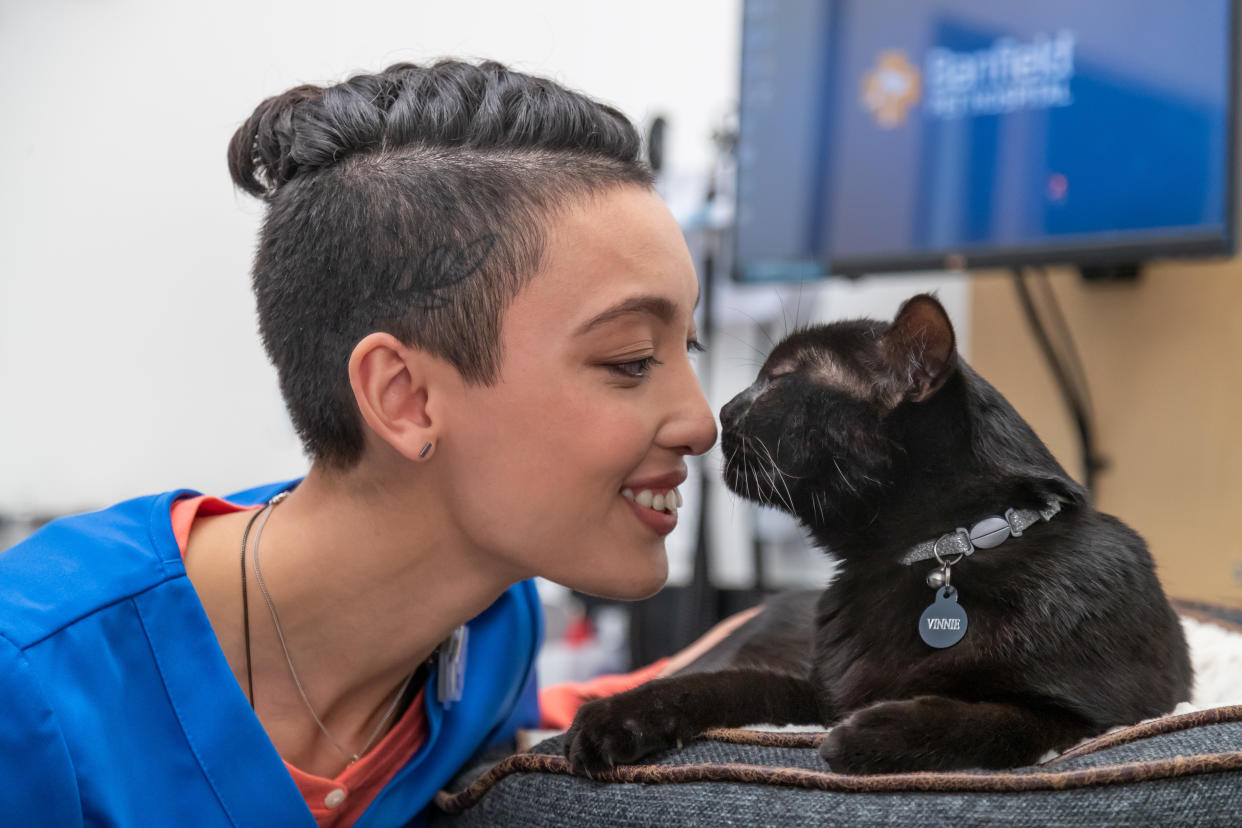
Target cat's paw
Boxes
[563,688,694,777]
[819,697,953,774]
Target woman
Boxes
[0,60,716,826]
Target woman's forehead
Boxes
[510,188,699,333]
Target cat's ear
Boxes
[880,294,958,403]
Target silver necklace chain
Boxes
[250,492,415,765]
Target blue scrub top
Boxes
[0,483,542,826]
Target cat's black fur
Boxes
[564,294,1191,775]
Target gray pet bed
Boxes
[434,707,1242,825]
[433,604,1242,826]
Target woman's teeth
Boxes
[621,487,684,513]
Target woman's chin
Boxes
[564,553,668,601]
[606,574,667,601]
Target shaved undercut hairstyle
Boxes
[228,60,653,467]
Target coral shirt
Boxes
[172,494,665,827]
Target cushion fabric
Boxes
[433,706,1242,826]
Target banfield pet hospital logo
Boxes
[862,31,1076,128]
[861,51,922,127]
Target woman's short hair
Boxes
[228,60,653,468]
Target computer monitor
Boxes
[734,0,1237,280]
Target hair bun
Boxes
[228,84,318,197]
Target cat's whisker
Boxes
[752,437,803,516]
[755,437,804,481]
[832,457,860,497]
[723,309,776,353]
[749,438,779,502]
[758,452,795,514]
[776,468,796,513]
[772,436,806,481]
[776,466,797,514]
[713,326,771,361]
[775,289,790,340]
[750,446,777,509]
[769,473,790,513]
[752,446,770,489]
[739,443,755,503]
[767,468,793,514]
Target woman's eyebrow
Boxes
[575,296,678,335]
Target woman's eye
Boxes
[608,356,663,380]
[688,338,706,354]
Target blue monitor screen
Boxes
[734,0,1235,280]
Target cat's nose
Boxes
[720,385,760,431]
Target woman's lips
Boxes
[622,469,688,492]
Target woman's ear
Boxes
[348,333,440,462]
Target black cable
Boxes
[1010,268,1103,496]
[1031,267,1097,425]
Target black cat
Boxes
[565,294,1191,774]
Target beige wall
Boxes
[970,261,1242,607]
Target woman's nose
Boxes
[663,370,718,456]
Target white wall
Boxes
[0,0,742,515]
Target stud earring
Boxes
[419,442,433,459]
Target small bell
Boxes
[926,567,949,589]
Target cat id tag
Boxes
[919,586,968,648]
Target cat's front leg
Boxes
[820,695,1095,773]
[564,669,824,776]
